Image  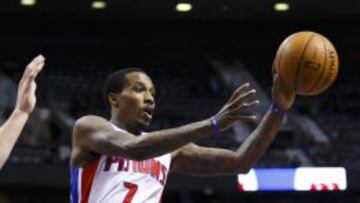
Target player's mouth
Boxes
[143,107,154,120]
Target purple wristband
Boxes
[210,116,221,135]
[271,103,287,117]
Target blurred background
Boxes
[0,0,359,202]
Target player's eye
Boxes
[134,84,145,93]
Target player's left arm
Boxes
[0,55,45,169]
[171,73,295,175]
[171,108,283,175]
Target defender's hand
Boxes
[214,83,259,132]
[15,55,45,114]
[272,73,295,111]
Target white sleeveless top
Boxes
[71,123,172,203]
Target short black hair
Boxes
[103,68,146,107]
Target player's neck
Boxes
[110,116,142,136]
[124,125,142,135]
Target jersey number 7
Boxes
[123,181,138,203]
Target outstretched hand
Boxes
[215,82,259,132]
[15,55,45,114]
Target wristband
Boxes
[210,116,221,136]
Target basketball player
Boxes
[71,68,294,203]
[0,55,45,169]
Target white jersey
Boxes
[71,124,172,203]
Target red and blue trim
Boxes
[70,158,100,203]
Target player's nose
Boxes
[144,91,154,105]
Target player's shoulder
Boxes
[75,115,107,127]
[73,115,110,134]
[76,114,106,122]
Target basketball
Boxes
[273,31,339,96]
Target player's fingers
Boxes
[243,99,260,109]
[18,68,35,91]
[24,76,34,92]
[230,99,259,115]
[26,55,45,73]
[18,68,31,87]
[31,55,45,71]
[25,62,44,81]
[31,54,45,65]
[37,54,45,61]
[31,62,44,77]
[227,82,250,103]
[230,89,257,108]
[17,55,43,93]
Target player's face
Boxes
[116,72,156,128]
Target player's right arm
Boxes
[72,83,258,166]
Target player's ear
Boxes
[108,93,119,107]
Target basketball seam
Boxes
[294,34,316,92]
[307,36,328,94]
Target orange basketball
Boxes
[273,31,339,96]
